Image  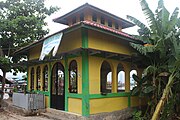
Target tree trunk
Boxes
[151,74,175,120]
[0,71,6,107]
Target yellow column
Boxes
[28,68,30,90]
[124,64,130,92]
[112,65,117,93]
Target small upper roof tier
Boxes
[53,3,134,29]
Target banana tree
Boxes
[152,29,180,119]
[127,0,180,119]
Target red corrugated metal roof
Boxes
[81,20,134,39]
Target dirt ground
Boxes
[0,109,52,120]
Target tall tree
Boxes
[0,0,59,101]
[127,0,180,119]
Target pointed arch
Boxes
[51,62,65,110]
[69,60,78,93]
[36,66,41,90]
[30,67,35,90]
[100,61,112,93]
[52,62,65,95]
[130,65,137,90]
[43,65,48,91]
[117,63,125,92]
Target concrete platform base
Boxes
[2,99,134,120]
[41,108,133,120]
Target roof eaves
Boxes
[53,3,89,24]
[81,21,141,44]
[53,3,134,28]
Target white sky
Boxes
[1,0,180,79]
[45,0,180,35]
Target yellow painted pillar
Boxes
[34,66,37,90]
[124,64,130,92]
[112,65,117,93]
[28,68,30,90]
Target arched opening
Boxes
[36,66,41,90]
[100,61,112,93]
[117,63,125,92]
[69,60,78,93]
[51,62,65,110]
[130,66,137,90]
[30,67,34,91]
[43,65,48,91]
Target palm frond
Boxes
[158,0,164,9]
[172,37,179,59]
[164,31,174,40]
[155,38,167,59]
[177,17,180,28]
[168,7,179,31]
[0,47,3,57]
[139,0,159,34]
[127,15,150,35]
[131,35,151,43]
[155,0,170,36]
[170,7,179,23]
[130,42,155,55]
[143,65,157,75]
[161,7,170,33]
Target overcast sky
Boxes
[1,0,180,79]
[45,0,180,35]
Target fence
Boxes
[13,93,45,110]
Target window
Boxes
[107,72,112,92]
[108,20,112,27]
[117,63,125,92]
[100,61,112,93]
[92,13,97,22]
[36,66,41,90]
[57,64,64,95]
[72,16,76,24]
[115,22,119,29]
[30,67,35,90]
[80,13,84,21]
[130,69,137,90]
[52,62,65,95]
[100,16,105,24]
[69,60,78,93]
[43,65,48,91]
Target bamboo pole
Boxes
[152,74,175,120]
